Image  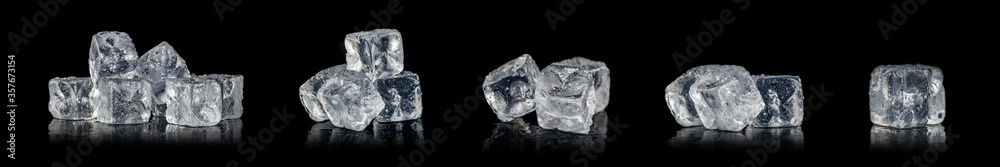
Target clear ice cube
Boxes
[344,29,404,80]
[665,68,704,127]
[203,74,244,119]
[535,57,610,134]
[165,77,222,126]
[48,77,95,120]
[92,77,153,124]
[89,31,139,83]
[751,75,804,127]
[137,42,192,117]
[374,71,423,122]
[299,65,346,122]
[687,65,763,131]
[869,64,945,128]
[318,65,385,131]
[484,54,540,122]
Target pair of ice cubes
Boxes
[483,54,610,134]
[665,65,804,131]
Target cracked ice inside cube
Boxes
[137,41,192,117]
[869,64,945,128]
[48,77,95,120]
[165,77,222,127]
[484,54,540,122]
[318,65,384,131]
[535,57,610,134]
[92,78,153,124]
[89,31,139,83]
[752,75,804,127]
[375,71,423,122]
[344,29,404,80]
[203,74,244,119]
[686,65,763,132]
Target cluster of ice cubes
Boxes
[48,31,244,126]
[665,65,804,132]
[869,64,945,129]
[299,29,422,131]
[483,55,611,134]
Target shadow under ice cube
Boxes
[869,64,945,128]
[375,71,423,122]
[484,54,540,122]
[48,77,95,120]
[318,65,385,131]
[165,78,222,126]
[344,29,404,80]
[535,57,610,134]
[92,78,153,124]
[752,75,804,127]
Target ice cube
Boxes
[92,77,153,124]
[164,77,222,126]
[137,42,192,116]
[318,66,384,131]
[344,29,404,80]
[202,74,244,119]
[89,31,139,83]
[484,54,540,122]
[374,71,423,122]
[869,64,945,128]
[751,75,804,127]
[48,77,96,120]
[535,57,610,134]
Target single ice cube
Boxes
[375,71,423,122]
[344,29,405,80]
[535,57,610,134]
[869,64,945,128]
[165,77,222,126]
[687,65,763,131]
[203,74,244,119]
[484,54,540,122]
[48,77,96,120]
[92,77,153,124]
[299,65,344,122]
[89,31,140,83]
[665,69,703,127]
[137,41,192,117]
[318,66,384,131]
[751,75,804,127]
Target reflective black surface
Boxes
[47,117,243,147]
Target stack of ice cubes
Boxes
[665,65,804,132]
[47,31,244,126]
[299,29,422,131]
[483,55,611,134]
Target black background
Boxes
[4,0,993,166]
